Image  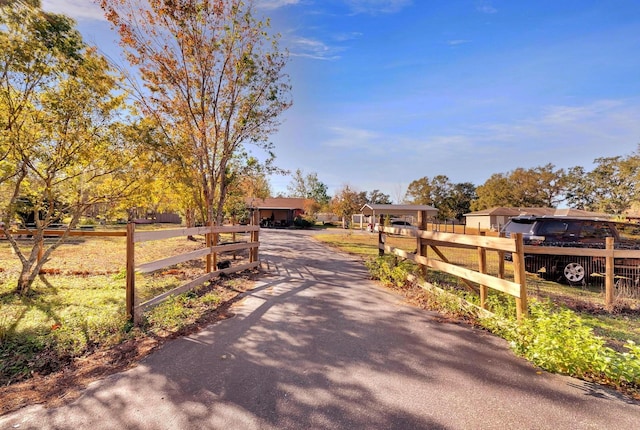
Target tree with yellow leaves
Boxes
[0,1,140,294]
[99,0,291,225]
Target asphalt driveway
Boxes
[1,229,638,429]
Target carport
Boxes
[359,204,438,229]
[246,198,310,228]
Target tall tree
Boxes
[366,189,392,205]
[565,156,639,214]
[0,1,137,294]
[404,175,472,219]
[330,185,361,228]
[286,169,330,205]
[533,163,566,207]
[445,182,477,220]
[100,0,291,225]
[404,176,436,206]
[472,165,566,211]
[563,166,593,210]
[471,173,512,211]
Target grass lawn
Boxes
[0,228,253,387]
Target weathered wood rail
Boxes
[4,223,260,323]
[127,223,260,323]
[378,211,528,321]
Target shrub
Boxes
[482,300,640,391]
[293,216,313,228]
[365,255,416,288]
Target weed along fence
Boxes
[127,223,260,323]
[377,211,528,321]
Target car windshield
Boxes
[503,219,535,234]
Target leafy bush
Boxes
[481,300,640,392]
[365,255,416,288]
[365,257,640,397]
[293,216,313,228]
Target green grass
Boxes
[0,232,253,386]
[314,232,380,256]
[0,273,130,384]
[582,313,640,347]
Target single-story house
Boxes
[359,204,439,228]
[246,197,311,227]
[463,207,612,231]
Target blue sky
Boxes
[42,0,640,202]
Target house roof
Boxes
[463,207,611,218]
[360,203,438,216]
[246,197,310,210]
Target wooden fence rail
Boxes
[522,236,640,308]
[126,223,260,323]
[4,223,260,324]
[378,211,528,321]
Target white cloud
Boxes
[447,39,471,46]
[332,31,364,42]
[41,0,106,21]
[323,126,382,149]
[434,99,640,175]
[257,0,301,10]
[539,101,624,125]
[287,35,343,60]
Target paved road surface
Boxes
[1,229,638,429]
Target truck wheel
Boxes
[562,261,586,284]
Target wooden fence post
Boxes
[249,209,259,264]
[498,232,505,279]
[206,222,213,273]
[126,222,135,322]
[512,233,528,321]
[378,214,385,256]
[478,232,488,309]
[253,227,259,263]
[605,237,614,309]
[417,210,428,278]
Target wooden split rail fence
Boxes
[127,223,260,323]
[10,223,260,324]
[377,211,529,321]
[378,212,639,317]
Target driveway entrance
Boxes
[1,229,638,429]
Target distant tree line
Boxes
[286,150,640,224]
[401,153,640,220]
